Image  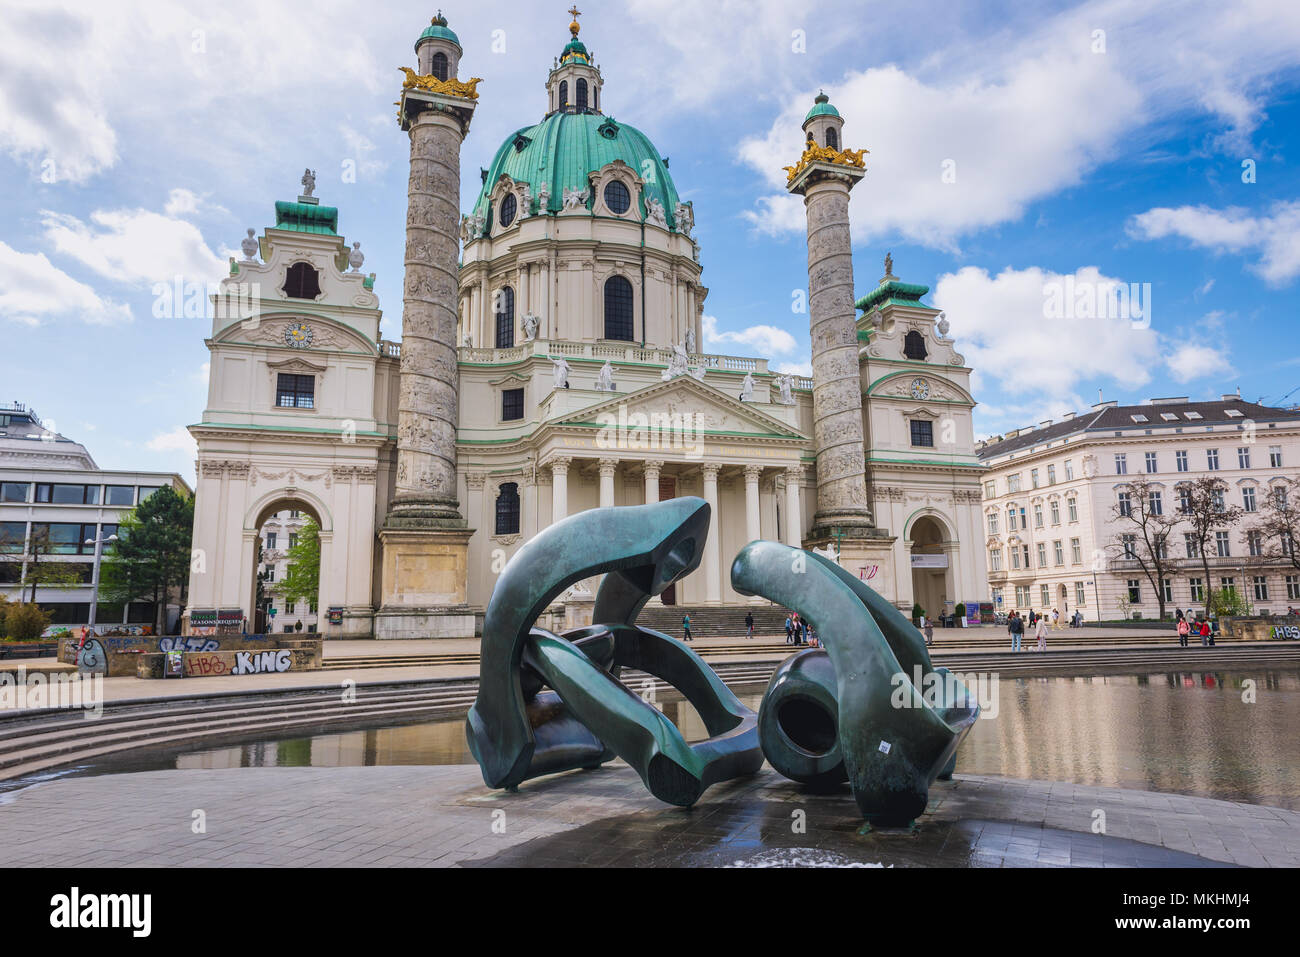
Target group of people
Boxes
[1174,608,1215,647]
[1005,609,1051,652]
[784,614,818,647]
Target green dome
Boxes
[804,93,840,123]
[416,15,460,52]
[472,112,682,229]
[560,39,589,64]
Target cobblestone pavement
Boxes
[1,764,1295,867]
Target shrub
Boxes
[911,602,925,623]
[4,602,51,642]
[954,603,966,618]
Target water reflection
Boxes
[164,667,1300,812]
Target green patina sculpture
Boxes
[467,498,978,824]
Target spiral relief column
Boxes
[376,15,482,639]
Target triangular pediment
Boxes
[554,376,807,441]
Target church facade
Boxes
[183,13,987,638]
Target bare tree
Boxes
[0,524,81,603]
[1106,475,1180,619]
[1179,476,1245,609]
[1251,477,1300,572]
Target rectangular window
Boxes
[990,548,1003,571]
[1067,497,1078,522]
[288,533,298,549]
[1117,491,1132,517]
[1053,540,1064,565]
[1010,547,1021,570]
[1050,501,1060,524]
[263,565,275,582]
[987,513,999,535]
[1215,531,1231,557]
[1145,451,1158,473]
[1220,577,1236,596]
[265,532,277,550]
[1178,486,1192,513]
[992,586,1003,607]
[1071,538,1082,563]
[1075,581,1086,605]
[1253,577,1269,601]
[1127,580,1141,604]
[33,523,90,555]
[1148,491,1162,515]
[1247,530,1263,556]
[1122,535,1137,560]
[1185,533,1199,559]
[35,483,98,505]
[1047,465,1056,485]
[1287,575,1300,600]
[1034,504,1043,528]
[1022,544,1031,567]
[1031,468,1040,488]
[1064,460,1074,481]
[138,487,162,502]
[1037,542,1047,567]
[1,482,30,503]
[1162,578,1174,603]
[1020,508,1027,530]
[104,485,135,506]
[1115,453,1128,475]
[1008,474,1022,493]
[1040,584,1050,606]
[1238,447,1251,469]
[1207,448,1219,470]
[501,388,525,422]
[1006,507,1016,530]
[984,480,996,498]
[1189,577,1204,602]
[909,420,934,447]
[0,521,27,553]
[1269,446,1283,468]
[1175,450,1188,472]
[276,373,315,409]
[1242,486,1256,512]
[1016,585,1029,607]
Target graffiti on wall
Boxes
[232,650,293,675]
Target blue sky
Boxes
[2,0,1299,484]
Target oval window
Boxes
[603,180,630,215]
[499,193,517,228]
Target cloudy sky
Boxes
[2,0,1299,483]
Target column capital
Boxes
[597,457,619,477]
[643,459,665,474]
[547,455,572,474]
[743,464,764,482]
[784,464,805,481]
[700,463,721,481]
[464,471,487,490]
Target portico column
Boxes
[743,464,762,545]
[550,456,571,524]
[598,458,618,509]
[784,466,803,547]
[702,464,722,604]
[643,459,663,504]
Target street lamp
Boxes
[84,533,118,630]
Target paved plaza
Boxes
[2,763,1296,867]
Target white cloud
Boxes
[774,360,812,377]
[1164,343,1235,383]
[1127,201,1300,285]
[702,313,799,356]
[41,205,226,286]
[0,241,132,326]
[146,426,197,457]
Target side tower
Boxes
[376,13,483,639]
[785,93,896,592]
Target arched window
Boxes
[825,126,838,150]
[498,193,517,228]
[604,275,634,341]
[559,80,568,110]
[494,286,515,348]
[283,262,320,300]
[903,330,928,360]
[431,52,448,81]
[576,78,589,111]
[495,483,520,535]
[603,180,630,214]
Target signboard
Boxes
[964,599,981,626]
[910,554,948,569]
[327,606,344,626]
[164,650,185,678]
[979,601,995,624]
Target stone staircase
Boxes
[635,604,794,639]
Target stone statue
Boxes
[644,196,668,228]
[936,311,950,337]
[739,371,754,402]
[685,327,696,355]
[301,168,316,198]
[551,355,571,389]
[240,228,258,263]
[463,333,473,348]
[661,342,689,381]
[596,360,614,391]
[522,313,539,341]
[674,201,694,237]
[884,252,894,278]
[460,215,473,243]
[688,365,706,382]
[348,241,365,273]
[562,186,589,210]
[519,184,533,218]
[777,374,794,405]
[535,182,550,214]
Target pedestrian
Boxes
[745,611,754,639]
[1036,615,1048,651]
[1177,616,1190,647]
[1051,608,1061,630]
[794,614,805,645]
[785,615,794,644]
[923,617,934,648]
[1175,607,1184,623]
[1199,617,1210,647]
[807,622,819,648]
[682,613,692,642]
[1008,610,1023,652]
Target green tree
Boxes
[98,486,194,634]
[279,517,321,612]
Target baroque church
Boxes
[183,12,988,639]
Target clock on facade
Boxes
[284,322,313,349]
[910,377,930,400]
